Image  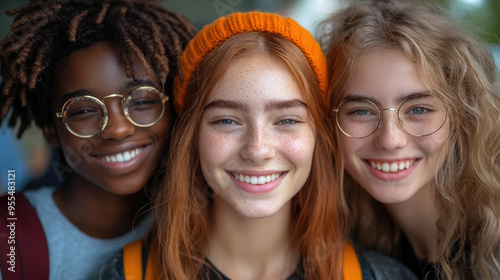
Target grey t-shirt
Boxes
[1,186,151,280]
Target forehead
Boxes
[53,41,158,102]
[345,49,427,103]
[208,54,303,104]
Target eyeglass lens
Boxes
[336,96,447,138]
[64,88,164,137]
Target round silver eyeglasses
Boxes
[56,86,169,138]
[333,96,448,139]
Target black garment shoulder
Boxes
[90,242,306,280]
[394,234,438,280]
[201,258,306,280]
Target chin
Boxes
[235,204,282,219]
[366,187,415,205]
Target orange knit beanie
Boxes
[173,11,327,115]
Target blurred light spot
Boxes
[460,0,483,7]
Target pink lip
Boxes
[227,171,287,194]
[364,159,420,182]
[91,144,152,175]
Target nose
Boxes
[240,124,275,163]
[373,110,408,151]
[100,101,135,141]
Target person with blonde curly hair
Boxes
[319,0,500,279]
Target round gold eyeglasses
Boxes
[56,86,169,138]
[334,96,448,139]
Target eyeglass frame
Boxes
[333,98,449,139]
[55,86,169,138]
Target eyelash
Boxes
[276,117,300,125]
[213,118,238,126]
[211,116,301,126]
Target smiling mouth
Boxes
[96,146,145,163]
[230,172,284,185]
[367,159,416,173]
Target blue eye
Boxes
[276,118,299,125]
[410,107,428,114]
[278,119,297,125]
[345,107,374,116]
[218,119,236,125]
[355,109,370,115]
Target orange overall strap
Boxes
[125,239,360,279]
[144,251,154,280]
[343,241,362,280]
[123,239,143,280]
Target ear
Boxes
[43,124,61,148]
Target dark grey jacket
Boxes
[91,246,417,280]
[359,249,418,280]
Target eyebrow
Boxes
[265,99,307,111]
[344,91,432,106]
[61,89,90,103]
[60,79,159,103]
[203,99,307,112]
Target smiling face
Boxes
[338,49,450,204]
[198,54,316,219]
[49,41,170,195]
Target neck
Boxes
[385,183,441,262]
[208,199,299,280]
[53,174,149,239]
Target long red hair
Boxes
[152,32,346,279]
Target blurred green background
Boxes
[1,0,499,66]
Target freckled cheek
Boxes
[338,136,364,158]
[280,132,316,163]
[199,131,240,164]
[417,135,449,163]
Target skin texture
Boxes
[199,54,316,279]
[340,49,450,205]
[338,49,450,259]
[43,41,170,238]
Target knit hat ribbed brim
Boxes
[173,11,327,115]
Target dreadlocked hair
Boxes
[0,0,197,137]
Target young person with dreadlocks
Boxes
[0,1,196,279]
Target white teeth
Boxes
[382,163,390,172]
[123,151,131,161]
[99,147,143,163]
[390,163,398,172]
[116,154,124,162]
[369,160,415,173]
[232,172,283,185]
[258,176,266,184]
[250,177,258,184]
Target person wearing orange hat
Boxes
[93,11,417,280]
